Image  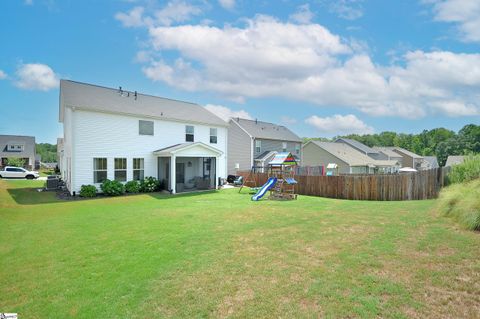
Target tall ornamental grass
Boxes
[437,178,480,231]
[448,154,480,184]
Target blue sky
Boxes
[1,0,479,143]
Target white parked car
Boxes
[0,166,40,179]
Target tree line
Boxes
[304,124,480,166]
[36,143,57,163]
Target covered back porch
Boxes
[154,142,223,194]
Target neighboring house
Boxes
[227,118,302,174]
[335,138,382,160]
[302,141,399,174]
[0,135,38,170]
[373,147,404,166]
[391,147,424,169]
[421,156,439,170]
[445,156,465,167]
[58,80,228,195]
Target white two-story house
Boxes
[58,80,228,195]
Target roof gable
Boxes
[231,118,302,142]
[335,138,379,155]
[308,141,398,167]
[59,80,228,127]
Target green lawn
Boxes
[1,180,479,318]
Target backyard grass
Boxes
[1,180,479,318]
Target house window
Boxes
[133,158,144,181]
[210,128,217,144]
[139,120,154,135]
[114,158,127,182]
[295,144,300,155]
[8,144,24,151]
[93,158,107,183]
[186,125,194,142]
[255,140,261,153]
[282,142,287,152]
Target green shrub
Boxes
[139,176,159,192]
[125,180,140,193]
[6,158,25,168]
[79,185,97,198]
[448,154,480,184]
[100,179,125,196]
[437,178,480,231]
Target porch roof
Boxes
[153,142,223,157]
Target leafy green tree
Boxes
[6,158,25,167]
[36,143,57,163]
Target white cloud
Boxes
[119,8,480,119]
[330,0,364,20]
[305,114,374,135]
[204,104,253,121]
[24,0,33,5]
[289,4,314,24]
[115,6,145,27]
[115,1,202,28]
[15,63,59,91]
[218,0,235,10]
[0,70,7,80]
[426,0,480,42]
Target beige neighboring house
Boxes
[302,141,399,174]
[445,156,465,167]
[373,147,404,166]
[390,147,424,169]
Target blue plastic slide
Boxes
[251,177,277,201]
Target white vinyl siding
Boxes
[93,158,107,183]
[68,110,227,194]
[133,158,144,181]
[114,158,127,182]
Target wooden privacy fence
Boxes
[238,167,450,201]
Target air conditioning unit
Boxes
[46,177,59,190]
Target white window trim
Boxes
[93,158,107,184]
[133,158,144,181]
[114,158,127,182]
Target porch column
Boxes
[215,156,220,189]
[170,155,176,194]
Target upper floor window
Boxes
[255,140,261,153]
[139,120,154,135]
[295,144,300,155]
[93,158,107,183]
[186,125,194,142]
[133,158,144,181]
[8,144,24,152]
[210,128,217,144]
[282,142,287,152]
[114,158,127,182]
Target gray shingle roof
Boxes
[231,118,302,142]
[0,135,36,158]
[423,156,439,168]
[373,147,404,159]
[309,141,398,167]
[59,80,228,127]
[335,138,379,155]
[392,147,423,159]
[445,156,465,167]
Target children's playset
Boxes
[247,152,298,201]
